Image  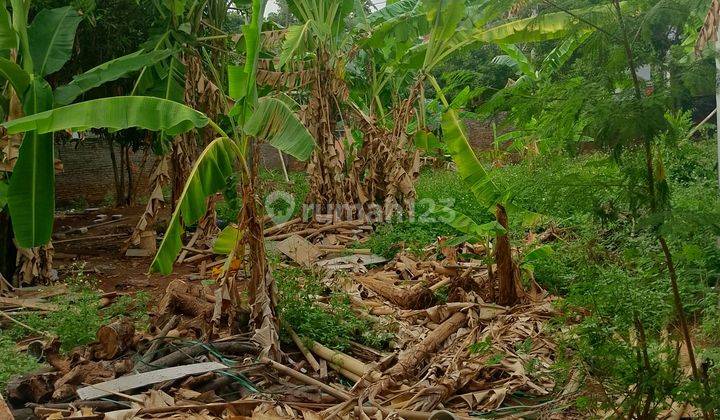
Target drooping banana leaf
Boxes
[54,50,174,106]
[494,44,536,79]
[442,109,543,226]
[150,137,239,274]
[473,2,622,45]
[442,109,501,208]
[0,57,30,96]
[431,205,505,239]
[4,96,209,136]
[27,6,83,76]
[212,224,243,254]
[243,97,316,161]
[7,78,54,247]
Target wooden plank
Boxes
[276,235,322,267]
[77,362,227,400]
[0,296,59,311]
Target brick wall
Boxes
[55,139,154,206]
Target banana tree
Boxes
[125,0,234,249]
[0,2,172,284]
[4,0,315,358]
[275,0,361,215]
[412,0,594,305]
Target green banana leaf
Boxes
[54,49,174,106]
[279,21,312,68]
[4,96,209,136]
[0,0,17,50]
[0,57,30,96]
[442,108,543,226]
[473,2,620,45]
[244,97,316,161]
[365,0,420,27]
[8,78,54,248]
[28,6,82,76]
[441,109,501,208]
[150,137,239,274]
[227,64,248,101]
[431,204,505,239]
[0,179,8,209]
[213,224,243,254]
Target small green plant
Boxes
[468,337,492,355]
[0,335,39,389]
[64,261,99,291]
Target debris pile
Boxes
[2,219,566,419]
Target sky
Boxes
[264,0,387,16]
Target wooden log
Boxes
[356,275,434,310]
[96,318,135,359]
[385,311,467,379]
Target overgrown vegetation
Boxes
[0,264,151,387]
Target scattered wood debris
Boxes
[3,218,567,419]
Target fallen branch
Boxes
[261,357,352,401]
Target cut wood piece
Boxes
[356,275,434,310]
[385,311,467,379]
[315,254,387,271]
[96,318,135,359]
[125,248,154,257]
[157,280,213,319]
[309,341,381,382]
[77,362,227,400]
[276,235,322,267]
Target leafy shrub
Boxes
[275,266,392,351]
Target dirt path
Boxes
[52,205,189,297]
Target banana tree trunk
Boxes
[0,211,16,282]
[494,204,518,306]
[240,148,280,361]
